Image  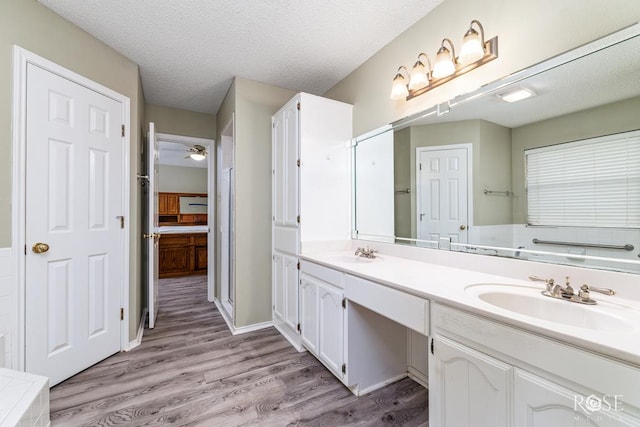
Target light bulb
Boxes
[459,28,484,64]
[409,58,429,91]
[390,70,409,100]
[433,45,455,79]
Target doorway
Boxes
[416,144,471,247]
[152,132,215,318]
[218,116,235,320]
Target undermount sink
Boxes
[465,283,638,332]
[328,255,375,264]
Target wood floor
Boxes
[50,275,428,426]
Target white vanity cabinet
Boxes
[430,302,640,427]
[514,369,637,427]
[429,335,511,427]
[299,261,347,381]
[271,93,352,349]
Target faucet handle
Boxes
[564,276,574,294]
[581,284,615,296]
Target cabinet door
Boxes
[272,253,284,320]
[318,282,344,377]
[158,193,168,214]
[194,246,207,271]
[283,255,299,331]
[515,369,638,427]
[272,111,285,225]
[283,103,299,227]
[167,193,179,214]
[299,276,318,354]
[430,335,511,427]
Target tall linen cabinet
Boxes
[272,93,352,348]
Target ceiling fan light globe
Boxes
[190,153,206,161]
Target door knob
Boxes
[459,225,466,230]
[32,242,50,254]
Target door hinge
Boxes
[117,215,124,229]
[341,363,346,375]
[121,125,125,137]
[296,102,300,110]
[296,159,300,167]
[297,323,301,333]
[342,298,346,309]
[430,338,434,355]
[296,215,300,223]
[419,162,422,171]
[24,244,27,255]
[120,308,124,321]
[296,261,300,270]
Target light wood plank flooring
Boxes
[50,275,428,426]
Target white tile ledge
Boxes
[0,369,49,427]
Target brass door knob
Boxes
[32,242,50,254]
[459,225,467,230]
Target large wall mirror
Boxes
[353,24,640,273]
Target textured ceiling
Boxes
[39,0,444,114]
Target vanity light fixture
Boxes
[498,87,536,103]
[391,19,498,101]
[390,66,410,100]
[408,53,432,91]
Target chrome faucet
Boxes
[354,246,377,259]
[529,275,615,305]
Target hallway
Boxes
[50,276,428,426]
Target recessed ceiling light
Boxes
[498,87,536,103]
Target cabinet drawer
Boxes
[300,260,344,288]
[194,234,208,246]
[345,274,429,335]
[159,234,191,246]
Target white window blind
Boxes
[526,130,640,228]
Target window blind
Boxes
[526,130,640,228]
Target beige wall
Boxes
[511,96,640,223]
[324,0,640,136]
[0,0,144,342]
[145,104,216,139]
[159,165,208,193]
[216,78,295,328]
[234,78,295,327]
[393,127,411,238]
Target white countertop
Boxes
[300,250,640,366]
[159,226,208,234]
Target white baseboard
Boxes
[124,308,147,351]
[355,373,408,397]
[212,297,274,335]
[408,365,428,388]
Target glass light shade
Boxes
[390,73,409,100]
[409,61,429,91]
[433,47,455,79]
[459,29,484,64]
[190,153,206,161]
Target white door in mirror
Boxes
[416,145,469,245]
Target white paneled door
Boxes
[417,146,469,246]
[25,64,124,386]
[147,122,160,329]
